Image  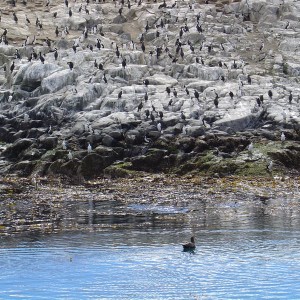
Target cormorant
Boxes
[268,90,273,99]
[67,61,74,70]
[39,52,45,64]
[137,102,143,112]
[289,91,293,104]
[13,12,18,23]
[122,58,127,69]
[247,75,252,85]
[166,86,171,96]
[143,79,149,87]
[118,90,122,99]
[214,91,219,108]
[183,237,195,251]
[54,48,58,60]
[10,61,15,73]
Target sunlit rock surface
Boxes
[0,0,300,178]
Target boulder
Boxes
[2,138,35,160]
[80,153,115,178]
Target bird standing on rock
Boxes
[67,61,74,70]
[289,91,293,104]
[87,143,92,153]
[54,48,58,60]
[268,90,273,99]
[62,140,67,150]
[122,58,126,69]
[13,12,18,23]
[267,161,273,173]
[214,91,219,108]
[194,90,199,101]
[281,132,286,144]
[68,151,73,160]
[248,142,253,155]
[39,52,45,64]
[166,86,171,96]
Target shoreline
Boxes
[1,172,300,237]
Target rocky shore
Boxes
[1,173,300,236]
[0,0,300,181]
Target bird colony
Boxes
[0,0,300,178]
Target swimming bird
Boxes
[183,236,196,251]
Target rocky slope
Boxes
[0,0,300,181]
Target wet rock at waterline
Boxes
[1,0,300,179]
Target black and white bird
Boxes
[67,61,74,70]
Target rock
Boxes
[130,149,168,171]
[2,138,35,160]
[101,134,118,147]
[80,153,115,179]
[38,136,58,150]
[9,160,36,176]
[1,0,300,179]
[15,63,62,92]
[41,69,76,94]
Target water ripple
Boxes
[1,228,300,299]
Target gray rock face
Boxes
[0,0,300,178]
[15,63,62,92]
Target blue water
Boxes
[1,227,300,299]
